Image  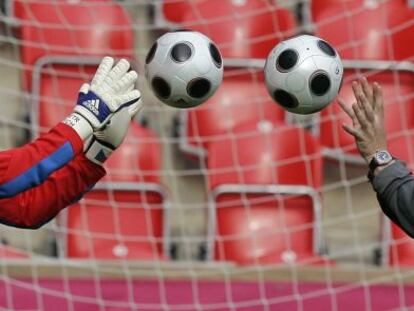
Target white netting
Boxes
[0,0,413,310]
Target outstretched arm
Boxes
[0,151,105,229]
[371,160,414,237]
[0,123,88,199]
[339,77,414,237]
[0,56,141,229]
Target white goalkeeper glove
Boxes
[85,98,143,166]
[63,56,140,141]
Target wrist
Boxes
[85,138,114,166]
[365,154,375,165]
[63,113,93,141]
[367,149,395,182]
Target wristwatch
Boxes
[367,150,395,182]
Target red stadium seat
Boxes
[312,0,414,60]
[0,244,30,258]
[206,122,328,265]
[208,122,322,188]
[178,0,296,58]
[162,0,206,23]
[181,72,285,159]
[104,123,162,184]
[15,0,133,90]
[381,208,414,267]
[38,63,167,259]
[388,222,414,267]
[163,0,274,23]
[65,187,168,260]
[36,64,96,134]
[320,71,414,162]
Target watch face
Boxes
[376,151,392,165]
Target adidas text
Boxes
[82,99,100,116]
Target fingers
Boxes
[352,81,374,122]
[361,76,373,102]
[113,71,138,94]
[116,90,141,110]
[128,98,143,118]
[373,82,384,113]
[342,123,363,139]
[352,103,369,128]
[338,98,358,125]
[91,56,114,87]
[105,59,130,86]
[78,83,90,95]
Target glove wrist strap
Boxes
[85,137,113,166]
[62,113,93,141]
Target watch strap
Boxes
[367,151,395,182]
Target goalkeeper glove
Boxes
[63,56,140,141]
[85,98,143,166]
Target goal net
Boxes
[0,0,413,310]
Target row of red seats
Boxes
[165,0,414,265]
[11,0,326,265]
[162,0,414,59]
[8,0,413,266]
[15,0,170,260]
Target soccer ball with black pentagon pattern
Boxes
[264,35,343,115]
[145,30,224,109]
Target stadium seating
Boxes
[380,218,414,267]
[180,72,285,159]
[35,64,95,135]
[388,222,414,266]
[162,0,205,23]
[312,0,414,60]
[16,0,170,262]
[313,0,414,162]
[64,186,168,260]
[320,71,414,162]
[61,123,168,260]
[177,0,296,58]
[42,77,168,260]
[0,244,30,258]
[206,121,327,265]
[103,123,162,184]
[57,118,168,260]
[163,0,274,24]
[15,0,133,91]
[15,0,134,136]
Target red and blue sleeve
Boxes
[0,123,105,229]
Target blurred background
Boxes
[0,0,414,310]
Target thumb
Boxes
[128,98,143,118]
[79,83,90,94]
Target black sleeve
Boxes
[371,160,414,237]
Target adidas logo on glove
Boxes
[82,99,100,116]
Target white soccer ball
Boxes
[145,30,224,109]
[264,35,343,115]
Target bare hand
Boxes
[338,77,387,163]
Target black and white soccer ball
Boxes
[264,35,343,115]
[145,30,224,109]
